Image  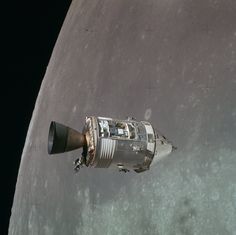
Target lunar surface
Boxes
[9,0,236,234]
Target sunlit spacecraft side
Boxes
[48,116,175,173]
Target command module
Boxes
[48,116,175,173]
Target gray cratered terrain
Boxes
[9,0,236,234]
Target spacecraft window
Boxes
[148,134,154,143]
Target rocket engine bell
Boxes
[48,116,174,173]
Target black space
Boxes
[3,1,71,234]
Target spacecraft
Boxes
[48,116,175,173]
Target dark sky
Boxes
[3,1,71,234]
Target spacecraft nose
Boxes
[48,121,86,154]
[150,141,173,167]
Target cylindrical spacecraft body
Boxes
[83,116,173,172]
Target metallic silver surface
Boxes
[50,116,172,172]
[97,138,116,168]
[9,0,236,234]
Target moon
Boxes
[9,0,236,234]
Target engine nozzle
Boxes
[48,121,86,154]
